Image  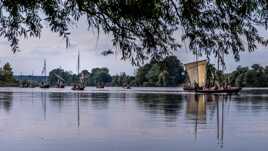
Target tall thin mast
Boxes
[77,51,80,75]
[195,50,199,86]
[44,59,46,76]
[42,59,47,81]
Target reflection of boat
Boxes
[186,94,226,146]
[186,94,206,122]
[72,51,85,91]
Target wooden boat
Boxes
[56,84,65,88]
[54,73,65,88]
[96,83,105,89]
[96,85,104,89]
[72,84,85,91]
[72,51,85,91]
[40,83,50,88]
[40,59,50,89]
[183,86,195,91]
[184,59,241,94]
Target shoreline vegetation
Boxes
[3,56,268,88]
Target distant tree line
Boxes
[135,56,185,87]
[229,64,268,87]
[0,63,17,86]
[48,56,186,87]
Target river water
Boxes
[0,87,267,151]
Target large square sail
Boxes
[185,60,208,87]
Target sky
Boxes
[0,19,268,76]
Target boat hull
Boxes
[195,87,241,94]
[72,85,85,91]
[183,87,241,94]
[72,87,85,91]
[183,87,195,91]
[40,85,50,88]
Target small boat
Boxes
[56,84,65,88]
[96,84,104,89]
[96,82,105,89]
[40,59,50,89]
[72,51,85,91]
[72,84,85,91]
[40,83,50,88]
[183,86,195,91]
[54,73,65,88]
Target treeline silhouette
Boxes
[48,56,186,87]
[229,64,268,87]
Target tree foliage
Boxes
[0,62,16,84]
[48,68,74,85]
[2,0,268,64]
[135,56,185,86]
[230,64,268,87]
[112,72,135,87]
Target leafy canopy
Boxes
[1,0,268,64]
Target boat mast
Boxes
[77,50,80,75]
[42,59,47,82]
[195,50,199,86]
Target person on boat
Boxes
[194,82,200,90]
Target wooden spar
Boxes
[54,73,65,82]
[196,50,199,86]
[77,50,80,75]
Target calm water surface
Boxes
[0,87,267,151]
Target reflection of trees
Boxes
[135,93,183,121]
[48,92,65,111]
[0,92,13,112]
[233,93,268,113]
[90,93,110,110]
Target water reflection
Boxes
[41,92,47,120]
[0,89,268,151]
[135,94,183,122]
[184,94,231,148]
[0,92,13,112]
[90,93,110,109]
[76,93,80,128]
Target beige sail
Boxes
[185,60,208,87]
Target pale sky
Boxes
[0,19,268,76]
